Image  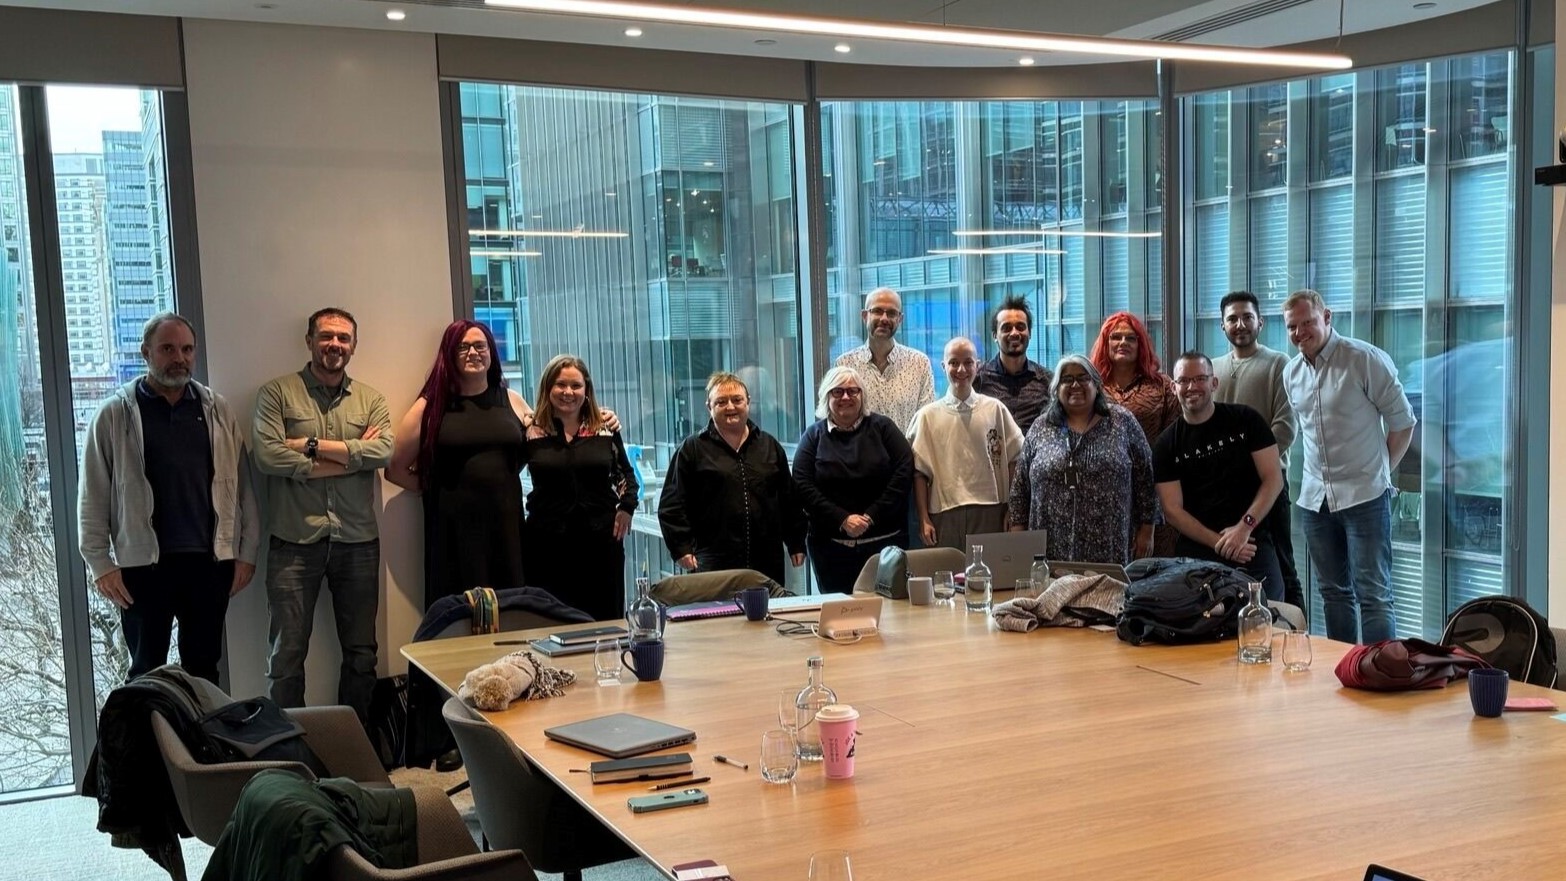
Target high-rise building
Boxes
[53,153,112,374]
[103,130,158,382]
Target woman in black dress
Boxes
[389,321,531,609]
[522,355,639,621]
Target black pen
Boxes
[713,755,749,771]
[494,639,529,645]
[650,776,710,791]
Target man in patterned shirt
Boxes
[975,295,1053,434]
[835,287,935,436]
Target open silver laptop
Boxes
[967,530,1048,590]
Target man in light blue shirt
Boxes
[1282,290,1416,644]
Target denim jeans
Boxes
[1299,490,1396,645]
[265,536,379,722]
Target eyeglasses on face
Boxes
[456,341,489,354]
[1172,375,1213,388]
[1058,374,1093,387]
[828,387,863,399]
[866,306,902,319]
[710,396,748,408]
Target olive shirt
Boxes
[251,365,394,545]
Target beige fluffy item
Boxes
[458,656,534,711]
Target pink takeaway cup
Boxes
[815,704,860,779]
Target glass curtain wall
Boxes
[457,84,806,593]
[821,99,1163,377]
[0,85,180,793]
[1182,51,1516,638]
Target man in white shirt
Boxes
[908,337,1024,551]
[835,287,935,436]
[1211,290,1301,611]
[1283,290,1416,645]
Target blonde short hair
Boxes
[1282,289,1326,314]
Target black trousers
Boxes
[806,532,904,595]
[525,524,626,622]
[1268,477,1304,611]
[120,553,234,684]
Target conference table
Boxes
[402,600,1566,881]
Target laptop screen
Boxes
[1365,866,1430,881]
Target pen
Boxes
[713,755,749,771]
[494,639,529,645]
[650,776,710,791]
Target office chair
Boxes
[151,704,390,846]
[851,547,966,594]
[442,698,636,881]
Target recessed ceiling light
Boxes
[1413,2,1437,8]
[1018,56,1035,66]
[754,38,777,45]
[834,43,851,54]
[624,26,643,36]
[483,0,1354,69]
[386,9,407,21]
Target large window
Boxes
[1182,51,1517,639]
[457,84,807,591]
[0,84,181,793]
[822,99,1163,374]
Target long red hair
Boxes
[1089,311,1164,383]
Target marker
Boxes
[651,776,711,791]
[713,755,749,771]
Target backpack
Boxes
[1116,557,1252,646]
[1440,596,1559,689]
[199,697,330,777]
[367,674,410,770]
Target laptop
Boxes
[543,713,697,759]
[1044,559,1130,583]
[1364,867,1430,881]
[967,530,1048,589]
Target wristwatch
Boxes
[1242,513,1257,528]
[305,436,319,459]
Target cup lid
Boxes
[815,703,859,723]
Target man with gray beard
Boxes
[78,313,259,683]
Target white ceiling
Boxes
[0,0,1501,67]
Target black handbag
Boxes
[199,697,329,776]
[874,546,909,599]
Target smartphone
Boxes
[628,788,708,813]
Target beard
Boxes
[148,366,191,389]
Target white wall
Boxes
[182,19,450,700]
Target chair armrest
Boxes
[152,710,317,845]
[291,705,392,785]
[325,847,537,881]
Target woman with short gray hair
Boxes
[792,366,913,593]
[1007,354,1159,564]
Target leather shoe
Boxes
[435,748,464,773]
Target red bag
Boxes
[1334,638,1490,691]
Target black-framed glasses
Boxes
[828,387,863,399]
[1172,375,1213,387]
[456,341,489,354]
[1058,375,1093,387]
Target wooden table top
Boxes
[403,602,1565,881]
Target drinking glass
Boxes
[778,689,802,737]
[760,728,798,784]
[932,570,957,606]
[593,637,623,686]
[808,850,853,881]
[1282,630,1312,672]
[1014,578,1038,601]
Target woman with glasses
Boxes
[389,321,532,609]
[792,366,914,594]
[1089,311,1179,554]
[1008,355,1159,564]
[522,355,638,621]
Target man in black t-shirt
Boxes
[1152,350,1286,600]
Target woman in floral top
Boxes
[1089,311,1178,555]
[1008,355,1159,564]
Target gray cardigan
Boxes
[77,378,260,580]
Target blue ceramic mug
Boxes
[621,638,665,682]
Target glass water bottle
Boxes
[794,656,837,761]
[964,544,993,613]
[1236,581,1273,664]
[625,565,663,644]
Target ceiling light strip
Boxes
[470,228,630,238]
[484,0,1352,68]
[929,248,1068,255]
[955,229,1163,238]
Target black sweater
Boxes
[792,413,913,538]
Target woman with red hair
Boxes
[388,321,532,609]
[1089,311,1179,555]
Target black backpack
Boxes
[1116,557,1253,646]
[1440,596,1559,689]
